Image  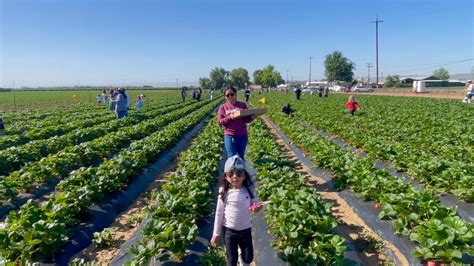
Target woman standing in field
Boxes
[181,87,187,102]
[111,88,128,118]
[346,95,360,116]
[108,88,117,111]
[218,86,254,159]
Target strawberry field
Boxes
[0,90,472,265]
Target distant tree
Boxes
[253,69,263,85]
[199,77,212,90]
[432,67,450,80]
[324,51,355,83]
[253,65,283,88]
[230,68,250,89]
[384,75,401,88]
[209,67,229,89]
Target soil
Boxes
[71,166,177,264]
[261,116,409,266]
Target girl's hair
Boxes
[219,169,254,201]
[348,95,355,102]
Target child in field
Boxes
[135,95,144,110]
[211,155,262,266]
[346,95,360,116]
[96,94,102,104]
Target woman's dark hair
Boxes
[224,85,237,94]
[219,169,254,201]
[119,89,127,99]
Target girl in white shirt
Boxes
[211,155,262,266]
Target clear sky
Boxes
[1,0,473,87]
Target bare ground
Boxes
[261,116,409,266]
[71,166,177,264]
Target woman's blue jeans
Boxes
[224,135,248,159]
[116,110,128,119]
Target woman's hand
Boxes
[210,234,220,247]
[229,109,240,119]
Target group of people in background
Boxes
[93,88,146,119]
[181,87,207,102]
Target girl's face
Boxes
[225,168,246,189]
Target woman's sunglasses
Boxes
[225,93,235,97]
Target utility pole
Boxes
[366,63,373,87]
[286,69,289,85]
[176,78,179,89]
[308,55,314,86]
[371,15,383,88]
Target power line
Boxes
[381,58,473,69]
[383,59,473,75]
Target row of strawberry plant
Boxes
[0,100,221,262]
[0,100,193,176]
[2,103,108,126]
[267,93,472,164]
[264,94,473,202]
[295,105,473,203]
[0,113,113,150]
[127,117,223,264]
[1,90,182,125]
[3,106,113,137]
[0,99,211,202]
[1,103,116,140]
[0,99,181,150]
[4,98,182,136]
[246,119,346,264]
[303,113,474,202]
[268,112,474,263]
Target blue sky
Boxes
[1,0,472,87]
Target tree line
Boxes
[199,51,358,89]
[199,65,284,90]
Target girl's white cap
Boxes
[224,155,245,172]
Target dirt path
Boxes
[261,116,409,266]
[71,166,176,264]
